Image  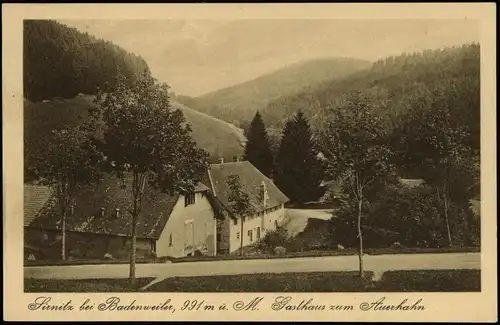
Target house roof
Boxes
[24,185,52,226]
[29,176,210,239]
[204,161,289,216]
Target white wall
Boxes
[156,191,216,258]
[228,204,285,253]
[229,212,263,252]
[263,204,285,233]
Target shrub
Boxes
[255,226,307,254]
[329,183,478,249]
[255,226,290,254]
[273,246,286,255]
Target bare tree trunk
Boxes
[129,176,139,285]
[357,198,364,279]
[61,210,66,260]
[442,183,453,247]
[240,216,244,256]
[129,172,144,286]
[129,210,137,285]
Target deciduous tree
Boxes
[27,124,103,260]
[393,90,477,247]
[226,174,254,256]
[319,93,393,279]
[90,70,209,284]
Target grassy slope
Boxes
[179,57,371,124]
[171,101,245,161]
[24,95,246,167]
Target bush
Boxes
[329,183,478,249]
[255,226,306,254]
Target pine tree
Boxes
[243,111,274,177]
[274,110,325,204]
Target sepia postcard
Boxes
[3,3,497,322]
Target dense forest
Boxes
[262,43,480,152]
[23,21,245,182]
[24,20,150,102]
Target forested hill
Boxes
[176,57,371,128]
[24,20,149,102]
[262,43,480,150]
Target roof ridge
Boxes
[207,169,217,197]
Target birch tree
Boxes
[319,93,393,279]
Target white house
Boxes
[203,160,290,254]
[25,176,221,260]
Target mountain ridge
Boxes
[176,57,372,127]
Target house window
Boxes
[248,229,253,242]
[274,220,279,228]
[257,227,261,240]
[236,232,240,240]
[233,218,238,226]
[184,192,196,206]
[169,233,173,247]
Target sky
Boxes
[59,19,479,97]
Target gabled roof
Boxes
[204,161,289,216]
[28,176,210,239]
[24,185,52,226]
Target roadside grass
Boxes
[378,270,481,292]
[145,270,481,292]
[25,246,481,267]
[24,277,155,292]
[147,271,373,292]
[23,270,480,292]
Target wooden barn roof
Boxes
[28,175,210,239]
[204,161,289,216]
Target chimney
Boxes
[260,181,268,208]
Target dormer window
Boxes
[185,192,196,206]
